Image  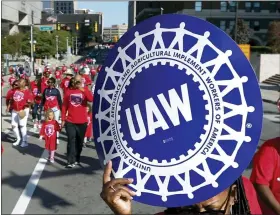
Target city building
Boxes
[103,24,128,42]
[75,9,94,14]
[42,0,54,10]
[2,1,43,35]
[128,1,280,46]
[54,0,77,14]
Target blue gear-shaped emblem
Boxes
[93,14,263,207]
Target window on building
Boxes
[229,2,236,12]
[269,2,277,12]
[220,2,227,12]
[229,20,235,30]
[220,20,226,30]
[195,1,202,11]
[253,2,261,12]
[245,2,252,12]
[254,21,260,31]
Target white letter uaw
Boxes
[125,83,193,141]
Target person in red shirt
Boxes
[97,65,102,73]
[60,69,73,95]
[90,66,97,81]
[100,162,261,215]
[6,80,19,113]
[62,64,67,74]
[7,78,33,147]
[30,76,43,131]
[79,68,92,89]
[1,76,4,89]
[8,70,17,88]
[250,137,280,215]
[41,70,50,93]
[61,74,93,168]
[73,65,79,74]
[54,67,62,88]
[39,109,61,163]
[83,104,93,147]
[41,77,62,144]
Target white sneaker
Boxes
[13,139,21,146]
[20,141,29,148]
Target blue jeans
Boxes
[32,103,42,121]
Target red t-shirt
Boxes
[41,77,49,93]
[81,74,91,87]
[40,119,60,151]
[6,88,15,110]
[62,66,67,72]
[10,89,33,111]
[90,69,97,76]
[60,77,71,94]
[30,81,42,104]
[61,88,93,124]
[85,112,93,138]
[55,70,62,79]
[9,76,16,87]
[250,137,280,215]
[74,66,79,73]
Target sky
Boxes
[78,1,128,27]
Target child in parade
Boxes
[41,77,62,144]
[39,109,61,163]
[30,75,42,131]
[84,104,93,147]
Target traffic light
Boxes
[57,22,61,31]
[76,22,79,30]
[94,21,98,32]
[113,36,118,42]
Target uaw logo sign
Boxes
[93,14,263,207]
[13,91,24,102]
[45,124,54,137]
[70,93,83,107]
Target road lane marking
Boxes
[11,149,48,214]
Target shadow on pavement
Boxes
[260,84,280,91]
[2,171,73,211]
[2,155,101,211]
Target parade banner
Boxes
[93,14,263,207]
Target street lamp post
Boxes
[66,37,69,56]
[75,36,78,55]
[160,8,164,15]
[55,35,59,61]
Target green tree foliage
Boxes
[231,19,251,44]
[1,28,72,58]
[267,21,280,53]
[79,23,95,47]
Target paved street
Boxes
[1,79,279,214]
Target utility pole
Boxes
[56,35,59,61]
[66,37,69,56]
[234,1,239,42]
[75,36,78,55]
[72,36,75,55]
[30,10,35,75]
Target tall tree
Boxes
[231,19,251,44]
[267,21,280,53]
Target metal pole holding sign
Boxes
[30,11,34,75]
[56,35,59,61]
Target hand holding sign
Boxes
[93,14,263,207]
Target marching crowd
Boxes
[3,60,100,168]
[1,59,279,214]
